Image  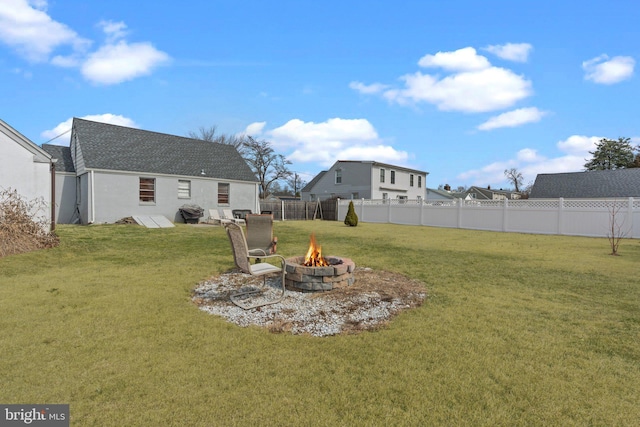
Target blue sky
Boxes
[1,0,638,190]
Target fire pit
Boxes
[285,234,355,292]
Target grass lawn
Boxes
[1,221,639,426]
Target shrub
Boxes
[344,200,358,226]
[0,188,59,257]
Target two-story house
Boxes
[301,160,428,202]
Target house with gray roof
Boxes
[301,160,428,202]
[529,169,640,199]
[1,119,55,229]
[41,118,259,224]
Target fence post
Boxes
[420,199,424,226]
[457,198,463,229]
[281,200,285,221]
[502,199,508,232]
[629,197,634,238]
[388,199,392,223]
[558,198,564,235]
[359,198,364,222]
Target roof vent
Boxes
[200,169,206,175]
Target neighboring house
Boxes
[0,119,54,229]
[425,188,455,201]
[529,169,640,198]
[301,160,428,202]
[42,118,259,224]
[461,186,522,200]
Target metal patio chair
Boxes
[245,214,278,256]
[224,222,286,309]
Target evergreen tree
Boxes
[344,201,358,226]
[584,137,635,170]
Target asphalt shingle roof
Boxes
[72,118,258,182]
[529,169,640,198]
[302,170,327,192]
[41,144,75,172]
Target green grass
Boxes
[1,221,639,426]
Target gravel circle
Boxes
[192,267,427,337]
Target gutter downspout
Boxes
[50,159,57,231]
[90,170,95,224]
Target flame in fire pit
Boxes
[304,233,329,267]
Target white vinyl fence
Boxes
[337,198,640,239]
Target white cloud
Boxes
[483,43,533,62]
[418,47,491,71]
[349,81,389,94]
[0,1,169,85]
[42,114,138,145]
[456,135,604,187]
[583,54,635,84]
[384,67,532,112]
[556,135,602,154]
[477,107,547,131]
[352,46,533,113]
[98,20,129,43]
[256,118,410,168]
[243,121,267,136]
[516,148,544,162]
[0,0,90,62]
[81,40,170,85]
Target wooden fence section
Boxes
[259,199,338,221]
[336,198,640,239]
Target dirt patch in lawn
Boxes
[192,267,427,337]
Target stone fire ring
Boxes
[285,256,355,292]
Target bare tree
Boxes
[187,126,247,152]
[606,200,628,255]
[286,172,306,198]
[504,168,524,192]
[242,136,292,199]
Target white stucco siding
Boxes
[54,173,78,224]
[88,170,257,224]
[0,128,52,227]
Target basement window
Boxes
[139,178,155,203]
[218,183,230,205]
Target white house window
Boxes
[139,178,155,203]
[382,192,388,202]
[410,174,414,187]
[352,192,359,199]
[390,170,396,184]
[380,168,385,183]
[218,183,230,205]
[178,180,191,199]
[418,176,422,188]
[335,169,342,184]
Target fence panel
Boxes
[258,200,338,221]
[337,198,640,238]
